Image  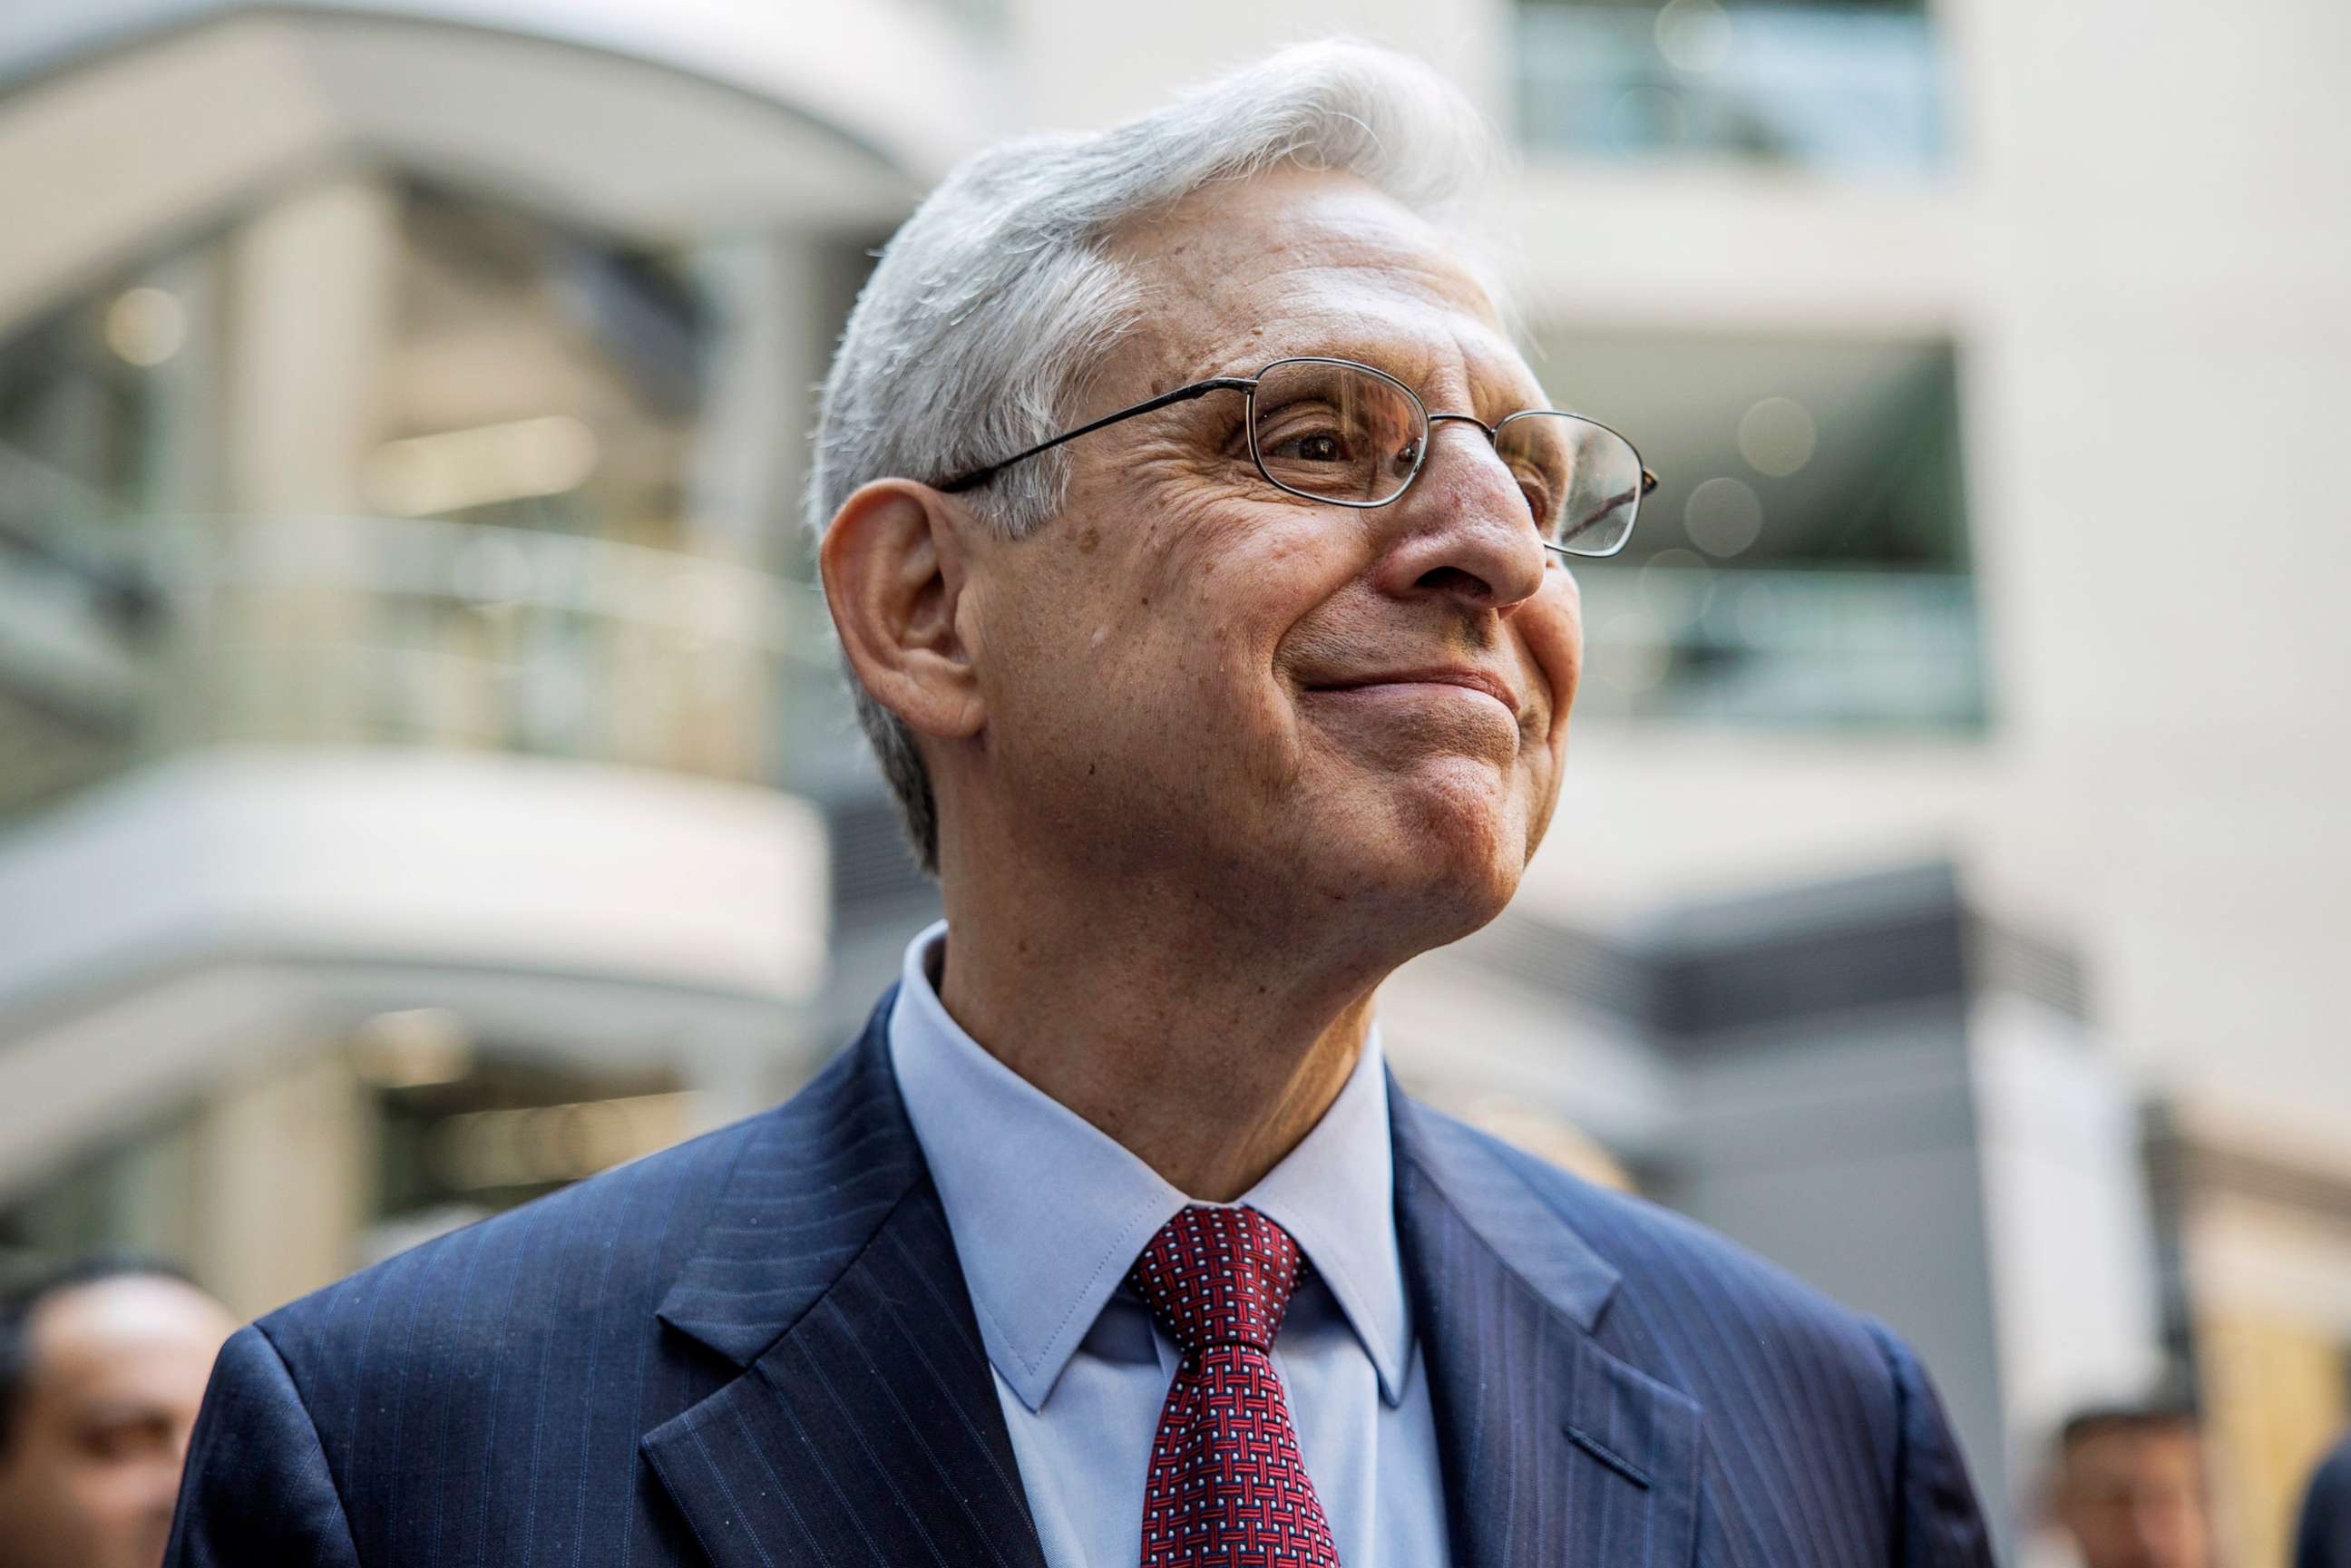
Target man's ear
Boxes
[819,479,987,741]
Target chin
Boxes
[1324,763,1534,944]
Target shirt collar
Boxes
[886,920,1411,1412]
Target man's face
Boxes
[959,168,1581,951]
[0,1277,237,1568]
[2053,1423,2213,1568]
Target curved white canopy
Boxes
[0,0,1004,329]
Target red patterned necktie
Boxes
[1127,1204,1341,1567]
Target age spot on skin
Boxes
[1078,526,1101,553]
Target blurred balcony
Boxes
[1515,0,1945,179]
[156,511,824,773]
[0,485,841,1191]
[0,452,842,819]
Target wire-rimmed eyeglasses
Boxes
[937,355,1657,559]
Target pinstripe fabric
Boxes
[167,989,1995,1568]
[1390,1084,1995,1568]
[641,1176,1045,1568]
[1390,1096,1703,1568]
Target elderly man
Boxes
[0,1260,237,1568]
[168,42,1994,1567]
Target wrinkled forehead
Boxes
[1103,169,1536,409]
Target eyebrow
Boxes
[1213,333,1425,382]
[70,1398,178,1431]
[1215,335,1543,416]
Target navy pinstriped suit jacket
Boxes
[166,991,1996,1566]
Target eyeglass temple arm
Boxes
[937,376,1258,494]
[1543,471,1661,557]
[1570,472,1659,531]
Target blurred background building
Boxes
[0,1,2342,1563]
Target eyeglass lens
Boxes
[1495,412,1643,558]
[1247,359,1641,558]
[1250,359,1425,506]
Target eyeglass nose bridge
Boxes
[1416,410,1660,560]
[1425,411,1503,440]
[1425,411,1662,485]
[1410,409,1519,505]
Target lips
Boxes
[1305,666,1523,717]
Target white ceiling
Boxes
[0,1,1000,332]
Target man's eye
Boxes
[82,1417,173,1462]
[1512,475,1550,517]
[1263,426,1351,464]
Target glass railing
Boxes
[0,442,157,808]
[0,506,844,817]
[1515,2,1945,177]
[1573,563,1985,728]
[0,444,151,716]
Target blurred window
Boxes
[0,288,184,519]
[0,285,180,815]
[370,1054,689,1223]
[0,180,857,822]
[0,1043,696,1293]
[0,1111,200,1273]
[1516,0,1946,177]
[1546,328,1983,730]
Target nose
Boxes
[1369,416,1548,613]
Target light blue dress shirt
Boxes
[886,921,1450,1567]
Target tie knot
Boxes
[1127,1204,1306,1355]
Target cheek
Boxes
[1523,572,1585,736]
[1161,517,1340,698]
[991,489,1361,784]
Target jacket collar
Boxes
[1384,1073,1623,1331]
[651,989,924,1367]
[646,989,1051,1568]
[643,991,1704,1568]
[1388,1075,1704,1568]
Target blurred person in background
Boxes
[2046,1403,2217,1568]
[0,1258,235,1568]
[2298,1429,2351,1568]
[165,41,1993,1568]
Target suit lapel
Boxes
[639,995,1702,1568]
[641,996,1047,1568]
[1391,1079,1704,1568]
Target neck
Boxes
[933,867,1391,1203]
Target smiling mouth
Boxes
[1305,667,1523,717]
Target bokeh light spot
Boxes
[1738,395,1817,477]
[104,286,187,367]
[1656,0,1735,73]
[1684,475,1765,558]
[1608,85,1686,151]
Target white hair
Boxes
[809,39,1506,872]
